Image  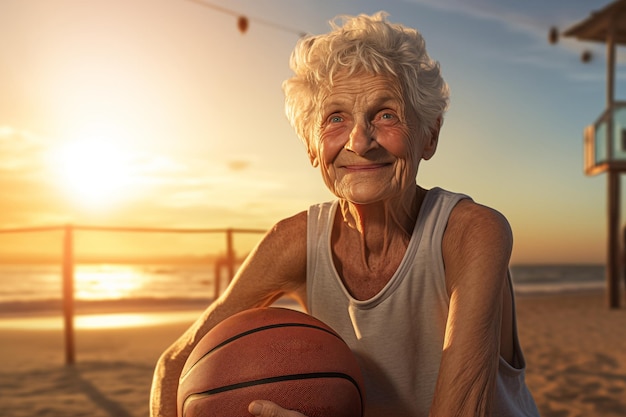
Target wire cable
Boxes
[183,0,307,37]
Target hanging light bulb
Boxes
[548,27,559,44]
[238,16,249,34]
[581,50,592,63]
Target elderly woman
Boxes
[151,12,539,417]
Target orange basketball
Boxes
[177,307,365,417]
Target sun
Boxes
[51,138,134,209]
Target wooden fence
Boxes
[0,224,266,365]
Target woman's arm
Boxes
[430,200,513,417]
[149,212,308,417]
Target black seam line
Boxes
[180,323,343,381]
[182,372,363,416]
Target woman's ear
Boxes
[422,116,441,161]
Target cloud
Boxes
[0,127,69,226]
[400,0,626,85]
[157,168,284,210]
[0,126,195,224]
[400,0,607,51]
[401,0,540,34]
[0,126,47,175]
[0,125,301,229]
[402,0,585,35]
[228,160,251,172]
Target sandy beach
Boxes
[1,292,625,417]
[516,292,626,417]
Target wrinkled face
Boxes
[312,72,437,204]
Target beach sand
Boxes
[1,292,625,417]
[516,292,626,417]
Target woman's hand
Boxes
[248,401,308,417]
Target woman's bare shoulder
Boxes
[446,199,512,247]
[443,199,512,291]
[246,211,308,287]
[270,211,308,239]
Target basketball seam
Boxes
[180,322,343,382]
[182,372,364,417]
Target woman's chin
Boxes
[335,188,397,206]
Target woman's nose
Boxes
[345,121,377,156]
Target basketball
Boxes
[177,307,365,417]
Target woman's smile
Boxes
[341,162,392,171]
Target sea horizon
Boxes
[0,262,608,307]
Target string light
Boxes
[548,25,593,64]
[237,16,249,34]
[184,0,307,37]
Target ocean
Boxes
[0,263,608,316]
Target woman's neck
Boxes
[337,185,426,256]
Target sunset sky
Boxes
[0,0,622,264]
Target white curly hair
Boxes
[282,12,450,162]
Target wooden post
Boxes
[622,225,626,303]
[608,173,621,308]
[213,257,224,299]
[62,224,76,364]
[606,16,620,309]
[226,228,235,283]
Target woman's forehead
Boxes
[321,73,404,106]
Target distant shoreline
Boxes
[0,297,214,318]
[0,256,225,265]
[0,257,606,266]
[0,296,306,319]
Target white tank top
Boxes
[306,187,539,417]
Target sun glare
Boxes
[75,265,144,300]
[51,138,134,209]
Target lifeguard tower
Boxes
[560,0,626,308]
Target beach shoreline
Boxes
[1,291,625,417]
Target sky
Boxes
[0,0,622,264]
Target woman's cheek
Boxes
[319,135,345,165]
[375,125,413,157]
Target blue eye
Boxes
[381,112,394,119]
[330,115,343,123]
